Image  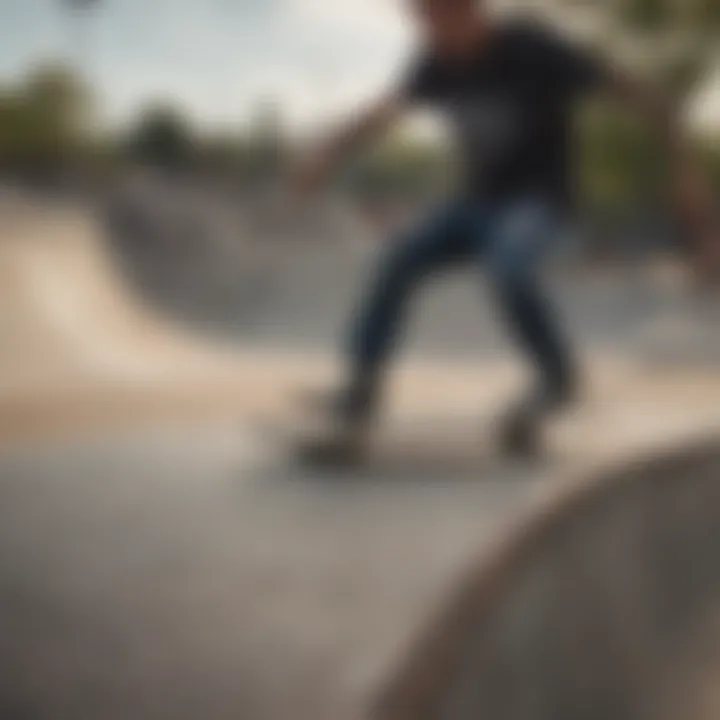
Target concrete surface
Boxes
[380,441,720,720]
[1,193,719,719]
[0,426,534,720]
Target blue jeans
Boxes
[349,197,574,396]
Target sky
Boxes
[0,0,416,131]
[0,0,718,134]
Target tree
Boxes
[126,104,194,167]
[347,128,451,201]
[549,0,720,97]
[532,0,720,212]
[0,63,91,172]
[243,100,289,186]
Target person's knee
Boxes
[489,246,533,299]
[379,236,433,296]
[488,201,554,292]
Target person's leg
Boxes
[340,200,474,423]
[483,200,576,426]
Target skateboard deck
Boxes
[248,401,550,475]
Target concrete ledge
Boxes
[377,436,720,720]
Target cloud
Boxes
[273,0,415,124]
[287,0,408,41]
[0,0,423,129]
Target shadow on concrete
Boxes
[379,436,720,720]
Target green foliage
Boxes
[557,0,719,85]
[619,0,672,33]
[704,144,720,190]
[697,0,720,28]
[240,102,288,185]
[557,0,720,38]
[2,4,718,207]
[0,62,91,170]
[555,0,720,210]
[579,103,670,211]
[126,104,194,167]
[346,130,451,201]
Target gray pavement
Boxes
[0,427,537,720]
[1,188,719,719]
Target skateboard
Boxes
[248,396,547,473]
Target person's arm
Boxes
[293,92,407,198]
[603,69,719,276]
[533,19,718,277]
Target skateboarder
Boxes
[293,0,718,460]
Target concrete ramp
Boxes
[379,440,720,720]
[0,196,270,442]
[0,198,242,386]
[1,193,720,719]
[0,194,718,450]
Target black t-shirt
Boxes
[403,20,607,207]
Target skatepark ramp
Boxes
[379,438,720,720]
[0,195,240,386]
[2,191,720,719]
[0,192,274,441]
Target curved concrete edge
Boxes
[0,349,717,460]
[373,433,720,720]
[0,351,636,450]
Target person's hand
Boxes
[291,151,335,201]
